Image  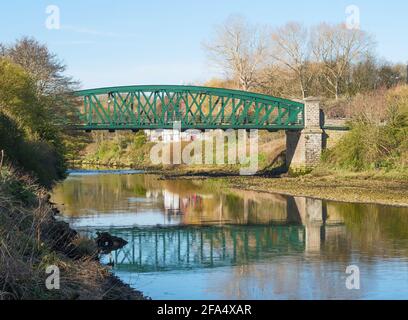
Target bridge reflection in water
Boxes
[97,194,342,273]
[106,225,305,272]
[54,173,346,273]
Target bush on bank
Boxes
[322,85,408,172]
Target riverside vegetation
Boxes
[0,38,145,300]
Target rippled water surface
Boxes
[52,170,408,300]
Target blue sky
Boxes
[0,0,406,89]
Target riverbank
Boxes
[0,167,147,300]
[158,168,408,207]
[226,174,408,207]
[69,161,408,207]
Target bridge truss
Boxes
[72,85,305,131]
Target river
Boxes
[52,170,408,300]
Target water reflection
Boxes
[53,173,326,227]
[52,170,408,300]
[103,225,305,272]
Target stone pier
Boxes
[293,197,326,254]
[286,97,323,173]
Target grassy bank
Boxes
[0,166,146,300]
[73,130,287,174]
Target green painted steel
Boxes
[72,85,305,131]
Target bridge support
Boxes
[286,98,323,173]
[293,197,326,253]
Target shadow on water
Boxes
[52,170,408,299]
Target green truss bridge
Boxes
[71,85,347,170]
[72,85,305,132]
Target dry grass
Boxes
[0,166,146,300]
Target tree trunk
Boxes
[335,80,339,100]
[300,79,306,99]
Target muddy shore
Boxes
[49,210,149,300]
[158,170,408,207]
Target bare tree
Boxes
[1,37,79,125]
[256,64,300,98]
[3,37,78,96]
[312,23,374,99]
[0,44,6,56]
[203,16,269,91]
[270,22,314,99]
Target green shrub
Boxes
[133,133,146,149]
[323,86,408,172]
[0,58,67,187]
[0,113,24,160]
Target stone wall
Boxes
[304,129,324,164]
[323,129,348,149]
[323,119,349,149]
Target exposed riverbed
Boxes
[52,170,408,300]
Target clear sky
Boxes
[0,0,407,89]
